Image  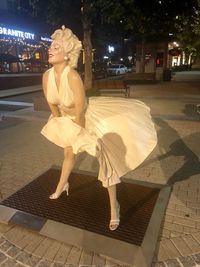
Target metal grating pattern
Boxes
[2,169,160,246]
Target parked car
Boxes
[107,64,127,75]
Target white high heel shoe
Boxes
[49,183,69,199]
[109,203,120,231]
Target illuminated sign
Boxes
[41,36,52,42]
[0,26,35,40]
[108,45,114,53]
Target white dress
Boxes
[41,66,157,187]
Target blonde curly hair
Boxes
[51,25,82,68]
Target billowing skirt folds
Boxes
[41,97,157,187]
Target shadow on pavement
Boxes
[183,103,200,120]
[155,118,200,185]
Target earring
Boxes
[64,56,68,61]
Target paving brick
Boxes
[0,251,6,264]
[182,235,200,253]
[178,185,189,192]
[25,254,41,267]
[66,246,82,265]
[15,263,26,267]
[172,237,193,256]
[105,260,122,267]
[54,243,71,265]
[167,203,176,210]
[173,183,180,189]
[186,202,200,209]
[197,211,200,217]
[187,196,200,203]
[178,256,196,267]
[92,254,106,265]
[15,251,32,265]
[160,239,181,258]
[0,224,12,234]
[196,221,200,230]
[191,253,200,265]
[157,243,169,262]
[191,232,200,244]
[173,217,196,228]
[52,263,67,267]
[163,221,173,231]
[164,222,184,234]
[187,192,198,200]
[43,241,61,261]
[172,185,180,192]
[176,191,189,200]
[167,208,199,222]
[0,258,17,267]
[65,265,79,267]
[187,177,200,185]
[32,238,53,258]
[161,229,171,238]
[15,232,37,249]
[78,250,93,265]
[4,227,26,245]
[66,264,81,267]
[170,231,182,238]
[23,234,44,254]
[153,262,166,267]
[165,259,181,267]
[175,205,196,215]
[0,238,5,247]
[166,208,178,217]
[181,183,198,191]
[165,215,173,223]
[37,259,53,267]
[169,197,186,207]
[183,226,198,234]
[6,245,21,258]
[0,240,12,253]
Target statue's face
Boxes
[48,40,65,64]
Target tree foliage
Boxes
[27,0,82,35]
[174,0,200,57]
[21,0,200,82]
[92,0,199,38]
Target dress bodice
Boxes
[46,66,75,108]
[46,66,87,118]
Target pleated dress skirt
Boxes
[41,96,157,187]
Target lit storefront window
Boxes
[0,24,51,73]
[35,52,40,59]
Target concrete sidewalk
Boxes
[0,78,200,267]
[0,85,42,98]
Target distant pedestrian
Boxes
[41,25,157,231]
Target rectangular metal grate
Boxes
[1,169,160,246]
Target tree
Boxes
[174,0,200,63]
[81,0,93,90]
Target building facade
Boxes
[0,0,52,73]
